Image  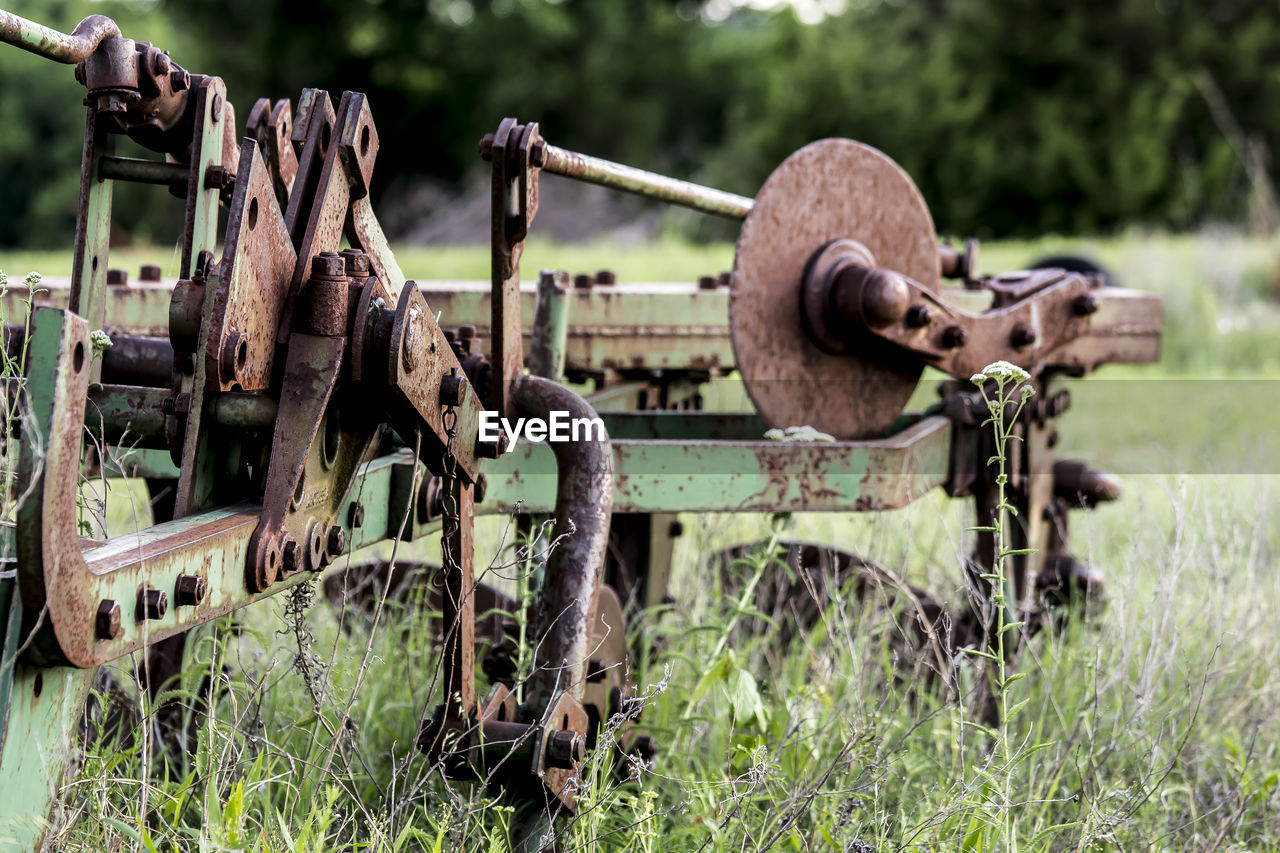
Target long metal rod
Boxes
[540,143,753,220]
[99,156,189,186]
[0,12,119,64]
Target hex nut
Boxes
[174,575,206,607]
[1073,292,1100,316]
[96,600,122,640]
[905,304,933,328]
[941,325,968,348]
[341,248,370,276]
[326,526,347,560]
[311,251,345,279]
[282,537,304,574]
[137,588,168,621]
[348,502,366,529]
[1010,324,1037,348]
[545,730,584,769]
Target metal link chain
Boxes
[439,389,461,579]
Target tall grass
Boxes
[1,233,1276,849]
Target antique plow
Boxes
[0,10,1161,849]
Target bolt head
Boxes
[697,275,718,290]
[545,729,583,769]
[137,588,168,621]
[1010,324,1037,348]
[942,325,968,348]
[440,372,464,406]
[169,68,189,91]
[341,248,370,276]
[175,575,207,607]
[348,502,366,529]
[312,251,345,279]
[595,269,616,285]
[326,526,347,559]
[95,600,122,640]
[211,92,223,122]
[151,50,171,77]
[905,304,933,328]
[402,306,425,372]
[282,537,304,574]
[474,473,487,504]
[107,268,127,286]
[1073,292,1100,316]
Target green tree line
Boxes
[2,0,1277,247]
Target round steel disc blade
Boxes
[731,139,940,439]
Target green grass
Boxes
[5,233,1280,850]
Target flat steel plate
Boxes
[731,139,939,439]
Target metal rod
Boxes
[513,375,614,709]
[99,156,189,186]
[540,143,753,220]
[0,12,120,64]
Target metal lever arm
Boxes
[0,11,119,63]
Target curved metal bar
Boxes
[0,12,120,64]
[512,375,614,708]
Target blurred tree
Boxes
[2,0,1278,246]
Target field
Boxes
[2,232,1279,850]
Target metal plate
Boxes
[731,139,940,439]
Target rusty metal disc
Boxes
[731,139,940,439]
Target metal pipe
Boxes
[0,12,120,64]
[512,375,614,709]
[529,270,569,380]
[99,156,188,186]
[541,143,753,220]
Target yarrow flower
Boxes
[90,329,114,353]
[971,360,1030,385]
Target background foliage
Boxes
[2,0,1279,245]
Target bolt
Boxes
[341,248,370,276]
[530,139,547,168]
[174,575,206,607]
[905,304,933,328]
[941,325,968,348]
[477,433,507,458]
[697,275,718,290]
[326,526,347,560]
[169,68,189,91]
[348,502,366,529]
[137,587,167,621]
[312,251,345,279]
[282,537,303,574]
[211,92,223,122]
[718,271,732,288]
[595,269,616,285]
[74,61,86,86]
[573,273,594,290]
[478,133,495,161]
[1010,324,1037,348]
[402,306,425,372]
[668,520,684,537]
[630,734,657,762]
[107,268,127,286]
[475,473,488,504]
[545,730,584,769]
[1072,292,1099,316]
[151,50,170,77]
[95,600,122,640]
[139,263,162,282]
[456,324,476,355]
[440,371,464,406]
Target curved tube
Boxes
[0,12,121,64]
[511,374,614,708]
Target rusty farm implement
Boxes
[0,10,1162,849]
